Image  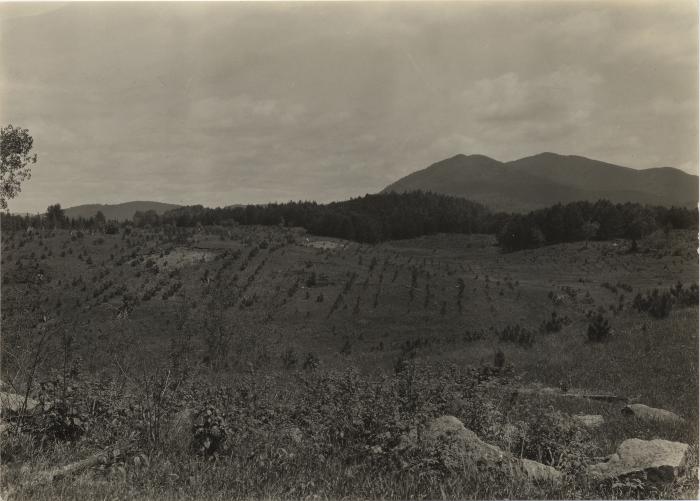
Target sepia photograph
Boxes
[0,1,698,499]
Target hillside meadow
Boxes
[0,224,697,499]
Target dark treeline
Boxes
[1,192,696,251]
[496,200,697,251]
[0,204,120,233]
[155,191,496,243]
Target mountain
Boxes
[63,201,181,221]
[383,153,698,212]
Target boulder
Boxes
[520,458,563,483]
[422,415,506,468]
[0,392,40,415]
[587,438,689,483]
[422,416,561,484]
[621,404,685,426]
[572,414,604,429]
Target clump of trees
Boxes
[632,282,699,319]
[157,196,695,251]
[142,191,496,243]
[496,200,697,252]
[0,205,121,233]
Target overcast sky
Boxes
[1,1,697,213]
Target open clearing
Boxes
[0,225,697,500]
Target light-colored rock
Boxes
[572,414,604,429]
[520,458,563,483]
[422,415,506,468]
[0,392,40,415]
[621,404,685,426]
[422,416,561,484]
[587,438,689,483]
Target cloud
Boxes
[461,68,603,125]
[0,1,696,213]
[188,95,306,130]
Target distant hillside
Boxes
[64,201,181,221]
[383,153,698,212]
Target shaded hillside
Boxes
[384,153,698,212]
[64,201,181,221]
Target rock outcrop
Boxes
[0,392,40,415]
[587,438,689,483]
[621,404,685,426]
[422,416,562,484]
[519,458,562,483]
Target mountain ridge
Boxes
[63,201,181,221]
[383,152,697,212]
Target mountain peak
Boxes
[453,153,500,162]
[434,154,502,168]
[383,153,697,212]
[521,151,569,161]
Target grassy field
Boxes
[1,225,697,499]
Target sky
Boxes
[1,1,697,213]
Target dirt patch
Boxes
[160,247,216,268]
[303,238,347,250]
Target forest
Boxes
[1,191,696,251]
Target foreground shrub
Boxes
[512,408,596,474]
[192,406,230,457]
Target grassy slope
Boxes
[1,226,697,499]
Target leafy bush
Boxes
[192,406,230,457]
[513,409,596,473]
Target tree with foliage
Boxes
[46,203,66,228]
[134,209,161,228]
[497,216,545,251]
[580,220,600,248]
[0,125,37,210]
[94,210,106,227]
[625,208,656,245]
